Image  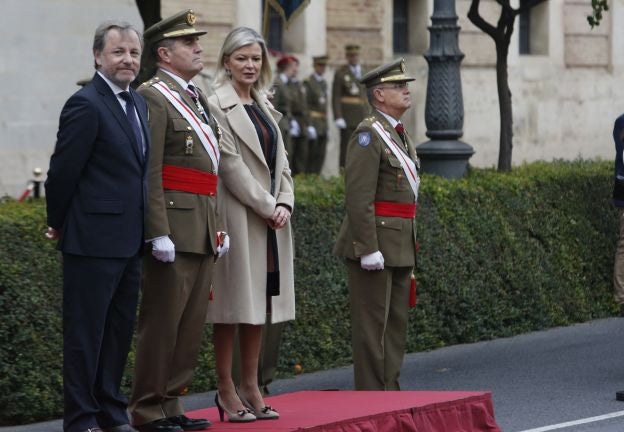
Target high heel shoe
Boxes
[214,392,256,423]
[237,389,279,420]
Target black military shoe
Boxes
[167,415,211,431]
[135,418,182,432]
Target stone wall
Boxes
[0,0,143,198]
[2,0,622,197]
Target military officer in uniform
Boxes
[332,44,369,169]
[303,55,329,174]
[333,58,420,391]
[272,56,294,163]
[129,10,229,432]
[274,55,315,175]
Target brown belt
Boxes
[310,111,326,118]
[340,96,365,105]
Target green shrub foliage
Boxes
[0,160,618,424]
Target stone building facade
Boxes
[1,0,621,196]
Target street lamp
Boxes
[417,0,474,178]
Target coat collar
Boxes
[212,82,285,184]
[371,109,414,159]
[154,69,204,119]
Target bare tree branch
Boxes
[468,0,498,39]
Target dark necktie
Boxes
[119,91,144,159]
[395,122,406,145]
[186,84,209,123]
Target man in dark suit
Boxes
[333,58,419,391]
[45,21,149,432]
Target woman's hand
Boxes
[269,205,291,229]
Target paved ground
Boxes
[4,317,624,432]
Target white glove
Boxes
[360,251,384,271]
[289,119,301,137]
[152,235,175,262]
[335,118,347,129]
[307,125,317,140]
[216,232,230,258]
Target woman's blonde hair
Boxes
[213,27,273,93]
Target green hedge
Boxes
[0,160,618,425]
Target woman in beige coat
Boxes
[206,27,295,423]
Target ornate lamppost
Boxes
[417,0,474,178]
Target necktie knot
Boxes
[119,91,133,105]
[395,123,405,134]
[186,85,198,99]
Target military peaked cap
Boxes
[143,9,206,44]
[313,55,329,65]
[345,44,360,55]
[359,58,415,88]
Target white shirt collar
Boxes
[313,72,325,82]
[377,109,400,129]
[279,73,289,84]
[97,71,128,95]
[160,68,196,92]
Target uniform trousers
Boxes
[62,253,141,432]
[614,208,624,305]
[291,135,309,176]
[130,252,214,425]
[307,135,327,174]
[346,259,412,391]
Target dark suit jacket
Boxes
[45,72,150,258]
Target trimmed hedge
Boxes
[0,160,618,425]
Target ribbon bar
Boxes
[162,164,217,196]
[374,201,417,218]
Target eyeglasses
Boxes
[376,82,409,90]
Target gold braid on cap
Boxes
[380,74,409,82]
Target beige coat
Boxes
[206,82,295,324]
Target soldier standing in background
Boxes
[272,57,294,165]
[276,55,315,175]
[303,55,329,174]
[332,44,369,169]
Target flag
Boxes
[266,0,310,28]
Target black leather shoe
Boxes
[135,419,182,432]
[167,415,211,431]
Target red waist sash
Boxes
[374,201,417,218]
[162,164,217,196]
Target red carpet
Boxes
[188,390,501,431]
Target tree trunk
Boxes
[495,42,513,172]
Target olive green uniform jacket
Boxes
[331,64,368,128]
[139,69,219,253]
[333,110,417,264]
